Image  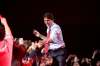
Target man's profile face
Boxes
[44,17,52,27]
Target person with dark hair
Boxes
[0,15,13,66]
[33,12,66,66]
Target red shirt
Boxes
[0,34,13,66]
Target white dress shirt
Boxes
[47,22,65,50]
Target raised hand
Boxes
[0,16,7,25]
[33,29,40,37]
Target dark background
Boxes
[0,0,98,57]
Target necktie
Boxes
[44,28,51,54]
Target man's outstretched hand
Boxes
[33,29,40,37]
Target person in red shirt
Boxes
[0,15,13,66]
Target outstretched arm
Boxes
[92,50,97,59]
[33,29,46,40]
[0,15,13,52]
[0,15,13,39]
[33,29,53,44]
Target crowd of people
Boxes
[65,50,100,66]
[0,13,99,66]
[12,38,100,66]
